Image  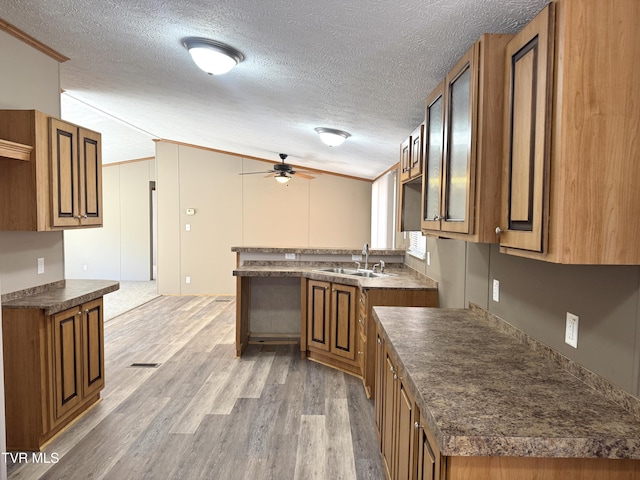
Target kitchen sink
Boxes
[315,267,360,275]
[314,267,392,278]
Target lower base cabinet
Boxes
[2,298,105,451]
[305,279,360,375]
[378,332,438,480]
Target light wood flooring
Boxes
[7,295,385,480]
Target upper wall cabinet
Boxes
[421,34,512,243]
[398,123,424,232]
[0,110,103,231]
[399,124,423,184]
[497,0,640,264]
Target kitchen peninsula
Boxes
[374,305,640,479]
[232,246,438,396]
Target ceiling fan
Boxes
[239,153,316,183]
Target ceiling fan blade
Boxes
[239,171,274,175]
[294,172,315,179]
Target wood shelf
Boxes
[0,138,32,161]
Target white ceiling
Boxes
[1,0,549,179]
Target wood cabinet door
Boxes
[416,426,438,480]
[52,306,83,420]
[410,124,424,179]
[396,380,416,480]
[441,44,478,235]
[78,128,102,226]
[374,332,385,445]
[400,136,412,183]
[422,83,445,232]
[307,280,331,352]
[82,298,105,398]
[330,283,356,361]
[499,4,553,253]
[381,350,397,480]
[50,118,80,228]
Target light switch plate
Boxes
[37,257,45,275]
[427,251,431,266]
[492,279,500,302]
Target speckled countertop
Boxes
[373,306,640,459]
[232,246,405,255]
[233,265,437,291]
[2,280,120,315]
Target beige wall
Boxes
[399,231,640,398]
[0,28,64,480]
[0,30,64,296]
[64,159,156,281]
[156,142,372,295]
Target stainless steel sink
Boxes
[314,267,392,278]
[315,267,360,275]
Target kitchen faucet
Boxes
[362,242,369,270]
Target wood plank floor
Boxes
[7,295,385,480]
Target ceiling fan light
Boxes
[182,37,244,75]
[315,127,351,147]
[275,173,291,184]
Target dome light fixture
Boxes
[314,127,351,147]
[182,37,244,75]
[275,173,291,184]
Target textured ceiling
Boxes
[1,0,549,179]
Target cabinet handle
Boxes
[414,421,420,430]
[433,214,442,221]
[359,298,364,304]
[495,227,504,235]
[393,373,398,380]
[359,317,363,324]
[377,337,382,345]
[358,351,363,355]
[82,214,88,219]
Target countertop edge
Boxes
[2,280,120,315]
[233,266,437,291]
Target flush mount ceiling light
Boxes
[182,37,244,75]
[314,127,351,147]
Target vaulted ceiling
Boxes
[1,0,548,179]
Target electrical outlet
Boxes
[185,223,191,231]
[83,264,88,271]
[284,253,296,260]
[492,279,500,302]
[37,257,45,275]
[185,276,191,284]
[352,254,363,261]
[427,251,431,266]
[565,312,579,348]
